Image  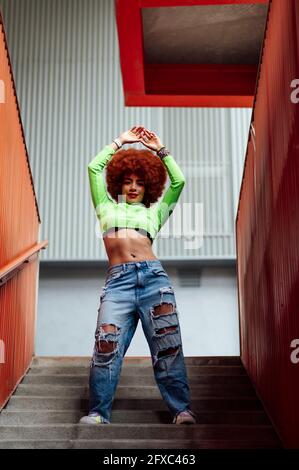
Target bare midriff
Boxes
[103,228,158,267]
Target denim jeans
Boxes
[88,259,192,423]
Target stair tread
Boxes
[6,394,258,402]
[0,423,274,427]
[0,438,280,449]
[32,356,242,363]
[0,423,282,447]
[0,356,282,449]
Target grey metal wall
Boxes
[0,0,252,261]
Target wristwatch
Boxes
[156,146,170,159]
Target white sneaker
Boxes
[79,414,110,425]
[172,410,197,425]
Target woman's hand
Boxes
[137,128,164,152]
[118,126,145,145]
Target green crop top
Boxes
[87,144,185,243]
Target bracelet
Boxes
[113,138,123,149]
[156,146,170,159]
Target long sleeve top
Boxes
[87,144,185,243]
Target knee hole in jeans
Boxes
[157,346,180,358]
[153,302,175,316]
[95,324,120,353]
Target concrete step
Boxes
[72,437,282,449]
[0,356,282,449]
[27,365,247,376]
[5,396,263,411]
[31,356,242,367]
[0,438,282,449]
[22,373,251,386]
[14,384,256,398]
[0,423,281,442]
[0,409,270,425]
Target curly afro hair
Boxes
[105,148,167,208]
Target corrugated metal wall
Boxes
[0,10,43,410]
[236,0,299,448]
[0,0,251,261]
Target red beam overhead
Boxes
[139,1,268,6]
[144,64,257,95]
[115,0,269,107]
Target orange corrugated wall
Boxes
[0,10,43,409]
[236,0,299,448]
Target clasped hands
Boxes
[119,126,164,153]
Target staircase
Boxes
[0,356,283,449]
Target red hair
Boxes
[106,148,167,208]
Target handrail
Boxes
[0,240,48,286]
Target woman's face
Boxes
[121,172,145,204]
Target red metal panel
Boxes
[0,260,38,408]
[0,11,45,409]
[236,0,299,448]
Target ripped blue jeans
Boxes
[88,259,192,423]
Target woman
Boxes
[80,126,196,425]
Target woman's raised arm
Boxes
[87,144,118,210]
[138,129,186,230]
[87,127,146,211]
